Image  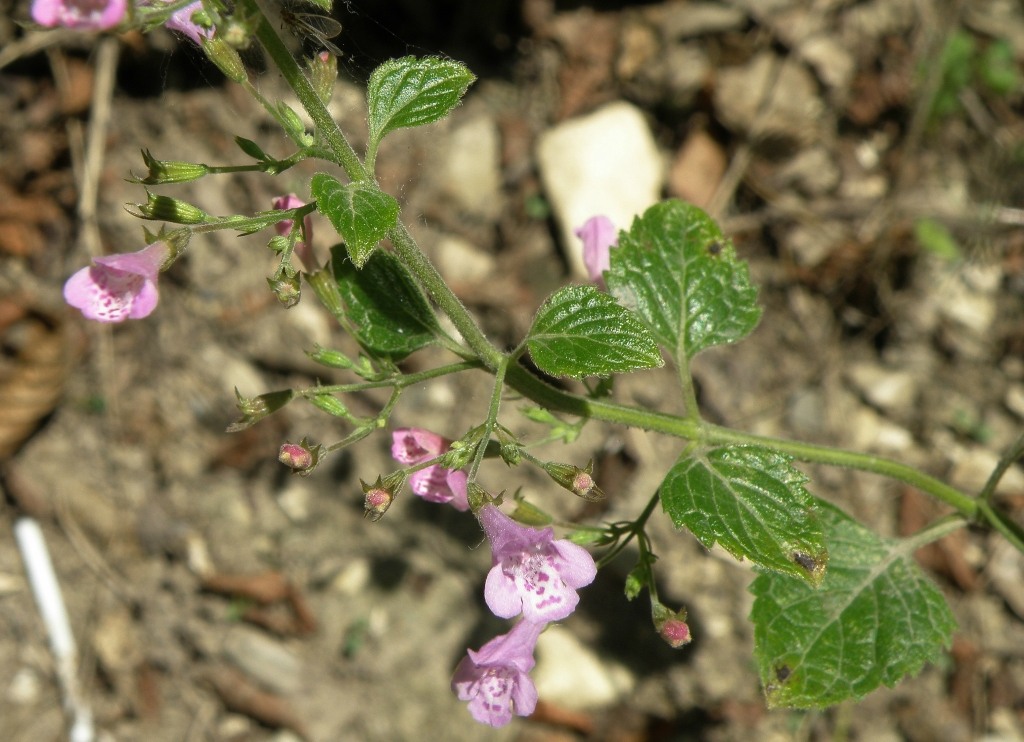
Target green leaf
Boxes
[660,445,827,584]
[750,500,957,708]
[525,285,663,378]
[331,244,440,359]
[366,56,476,146]
[605,200,761,361]
[312,174,399,267]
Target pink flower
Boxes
[31,0,127,30]
[164,0,211,44]
[272,194,318,272]
[574,215,617,284]
[64,242,170,323]
[391,428,469,511]
[479,503,596,623]
[451,620,543,727]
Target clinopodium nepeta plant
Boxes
[47,0,1024,729]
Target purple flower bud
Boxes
[279,442,313,472]
[652,601,692,649]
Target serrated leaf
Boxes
[366,56,476,146]
[660,445,827,583]
[750,500,957,708]
[605,200,761,361]
[312,174,399,267]
[331,244,440,358]
[525,285,663,378]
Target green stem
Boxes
[388,222,505,371]
[248,0,367,182]
[469,357,510,480]
[503,364,977,515]
[305,361,483,395]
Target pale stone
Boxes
[537,102,664,278]
[533,626,635,708]
[439,115,502,219]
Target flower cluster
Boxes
[390,428,597,727]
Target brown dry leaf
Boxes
[204,665,309,739]
[668,129,727,208]
[202,571,292,604]
[0,302,74,460]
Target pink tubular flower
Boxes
[64,242,170,323]
[272,194,318,272]
[574,215,617,284]
[164,0,211,44]
[451,619,544,727]
[391,428,469,511]
[479,503,597,623]
[31,0,127,30]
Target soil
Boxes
[2,1,1024,741]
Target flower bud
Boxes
[308,50,338,104]
[133,192,210,224]
[267,274,301,307]
[652,601,691,649]
[278,437,325,475]
[226,389,297,432]
[133,149,209,184]
[543,460,606,501]
[361,473,406,521]
[201,37,248,84]
[279,443,312,470]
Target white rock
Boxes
[433,234,495,285]
[845,361,918,415]
[537,102,663,278]
[1005,384,1024,419]
[439,115,502,219]
[533,626,635,708]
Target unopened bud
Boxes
[133,192,210,224]
[268,273,301,307]
[543,460,606,501]
[278,437,325,475]
[652,601,691,649]
[362,473,405,521]
[308,50,338,104]
[226,389,297,432]
[133,149,209,184]
[201,37,248,83]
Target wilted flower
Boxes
[451,619,543,727]
[574,215,617,284]
[391,428,469,511]
[478,503,596,623]
[31,0,127,30]
[63,242,169,323]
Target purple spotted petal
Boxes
[452,620,542,727]
[64,242,169,323]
